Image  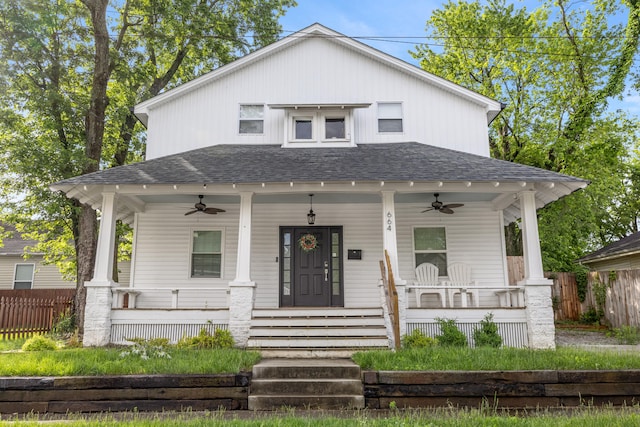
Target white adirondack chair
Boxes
[413,263,446,308]
[446,262,480,307]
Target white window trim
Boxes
[188,228,225,280]
[13,263,35,289]
[412,226,448,276]
[377,102,404,134]
[284,109,354,147]
[238,104,264,135]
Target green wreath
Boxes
[299,233,317,252]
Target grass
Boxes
[4,407,640,426]
[352,346,640,371]
[0,347,261,376]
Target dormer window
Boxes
[269,103,370,147]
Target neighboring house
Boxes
[51,24,587,352]
[578,232,640,271]
[0,223,75,290]
[0,223,130,291]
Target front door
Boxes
[280,226,343,307]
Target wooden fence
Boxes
[0,289,75,339]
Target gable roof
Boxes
[134,23,503,126]
[52,142,586,187]
[0,223,38,256]
[578,232,640,264]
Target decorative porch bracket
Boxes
[228,191,255,347]
[83,192,118,347]
[518,190,555,349]
[381,191,406,343]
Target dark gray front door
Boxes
[280,226,343,307]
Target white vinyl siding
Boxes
[13,263,34,289]
[144,37,491,159]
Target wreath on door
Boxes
[299,233,318,252]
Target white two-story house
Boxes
[52,24,587,353]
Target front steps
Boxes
[248,358,365,410]
[247,308,390,357]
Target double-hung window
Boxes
[191,230,223,278]
[378,102,403,133]
[239,104,264,134]
[14,263,35,289]
[289,109,350,143]
[413,227,447,276]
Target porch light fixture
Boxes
[307,194,316,225]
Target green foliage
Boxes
[120,338,171,360]
[401,329,438,349]
[22,335,58,351]
[580,306,601,325]
[472,313,502,348]
[592,279,609,321]
[411,0,640,271]
[176,328,235,349]
[51,309,76,336]
[574,266,589,302]
[613,326,640,345]
[435,318,468,347]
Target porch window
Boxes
[191,230,223,278]
[14,263,34,289]
[239,104,264,134]
[413,227,447,276]
[378,102,403,133]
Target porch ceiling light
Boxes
[307,193,316,225]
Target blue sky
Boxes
[279,0,639,116]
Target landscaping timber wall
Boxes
[362,370,640,409]
[0,373,250,414]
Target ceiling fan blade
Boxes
[443,203,464,209]
[440,207,455,214]
[184,209,198,216]
[421,208,434,213]
[203,207,225,214]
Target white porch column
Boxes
[381,191,406,342]
[83,192,117,347]
[228,191,255,347]
[518,190,555,349]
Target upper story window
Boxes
[239,104,264,134]
[268,103,370,147]
[14,263,34,289]
[378,102,403,133]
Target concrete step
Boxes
[252,359,361,379]
[248,395,365,410]
[247,337,389,348]
[251,378,362,395]
[250,317,386,327]
[248,359,365,411]
[249,326,387,337]
[252,308,383,318]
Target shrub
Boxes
[401,329,438,348]
[176,328,234,349]
[473,313,502,348]
[435,318,468,347]
[51,309,76,335]
[22,335,58,351]
[613,326,640,345]
[580,306,600,324]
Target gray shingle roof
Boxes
[579,232,640,263]
[0,223,38,256]
[53,142,586,186]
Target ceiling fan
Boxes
[184,195,226,216]
[421,193,464,215]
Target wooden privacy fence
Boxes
[0,290,74,340]
[548,272,581,321]
[583,270,640,328]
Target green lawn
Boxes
[3,408,640,426]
